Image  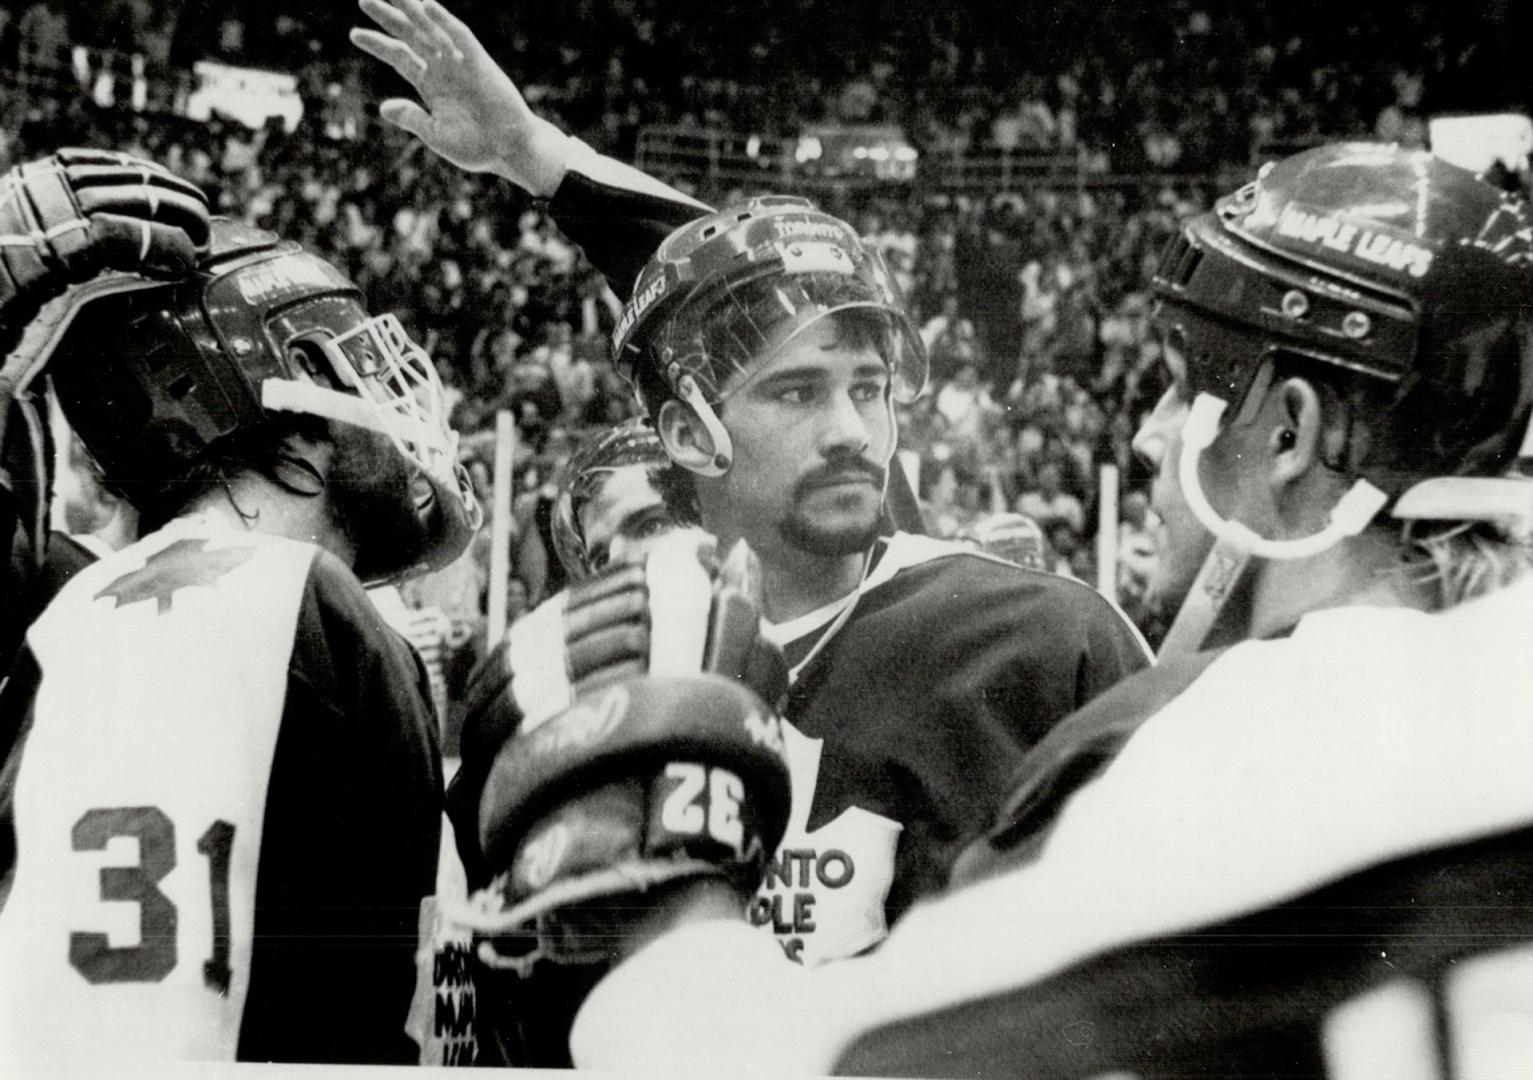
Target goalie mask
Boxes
[613,197,926,476]
[42,218,480,582]
[1151,142,1533,652]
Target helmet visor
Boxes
[650,239,927,404]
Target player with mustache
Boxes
[352,3,1150,1051]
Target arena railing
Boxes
[634,124,1250,194]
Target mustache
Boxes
[794,458,887,498]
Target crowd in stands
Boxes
[4,0,1527,674]
[6,0,1527,169]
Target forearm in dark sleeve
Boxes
[547,140,714,294]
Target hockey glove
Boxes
[1,148,210,341]
[454,672,790,1065]
[451,530,786,886]
[1,149,209,680]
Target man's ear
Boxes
[1269,377,1324,487]
[657,399,729,477]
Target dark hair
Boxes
[111,414,331,536]
[698,275,898,396]
[650,460,702,526]
[1248,351,1533,609]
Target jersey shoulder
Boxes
[859,535,1151,664]
[843,817,1533,1080]
[951,649,1225,886]
[289,546,429,724]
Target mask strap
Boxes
[261,377,454,458]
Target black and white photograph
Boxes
[2,1,1532,1075]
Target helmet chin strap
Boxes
[1158,393,1388,656]
[672,370,733,477]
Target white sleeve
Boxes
[570,919,847,1074]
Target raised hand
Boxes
[350,0,571,197]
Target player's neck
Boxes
[181,475,359,570]
[754,546,869,624]
[1246,533,1433,638]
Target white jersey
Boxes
[0,518,313,1064]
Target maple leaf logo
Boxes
[96,538,258,615]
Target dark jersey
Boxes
[0,517,443,1065]
[753,533,1150,964]
[544,140,713,294]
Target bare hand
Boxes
[350,0,570,197]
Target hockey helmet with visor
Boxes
[613,197,926,474]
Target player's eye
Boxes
[775,384,816,405]
[850,378,888,403]
[632,514,672,539]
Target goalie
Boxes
[0,150,482,1065]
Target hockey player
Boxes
[0,210,481,1064]
[353,0,1151,983]
[549,418,677,579]
[476,144,1533,1076]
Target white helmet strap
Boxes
[1159,393,1389,656]
[672,369,733,477]
[1179,394,1388,560]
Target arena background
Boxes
[6,0,1531,701]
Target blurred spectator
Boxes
[1016,461,1085,536]
[933,361,998,448]
[504,578,530,624]
[966,511,1052,572]
[18,2,70,80]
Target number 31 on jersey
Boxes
[68,805,236,995]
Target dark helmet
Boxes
[1153,142,1533,501]
[549,418,671,578]
[41,218,480,581]
[612,197,927,440]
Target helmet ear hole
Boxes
[286,339,343,391]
